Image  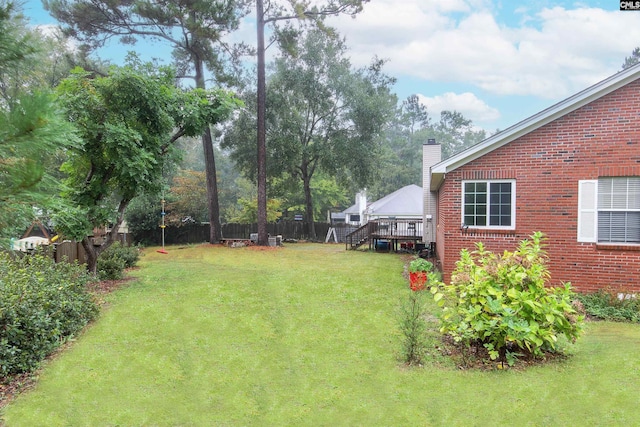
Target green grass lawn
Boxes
[2,244,640,426]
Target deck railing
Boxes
[368,218,423,239]
[345,222,372,250]
[345,218,423,250]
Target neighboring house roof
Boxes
[22,220,51,239]
[365,184,423,217]
[342,203,360,214]
[430,62,640,191]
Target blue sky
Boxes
[22,0,640,133]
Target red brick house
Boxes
[423,63,640,293]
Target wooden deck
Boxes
[346,219,424,252]
[369,219,422,252]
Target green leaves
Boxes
[223,28,394,225]
[432,232,584,366]
[0,252,98,375]
[400,289,429,365]
[575,289,640,322]
[53,61,241,256]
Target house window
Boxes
[578,177,640,244]
[349,214,360,222]
[462,180,515,229]
[598,177,640,243]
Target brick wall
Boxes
[436,79,640,293]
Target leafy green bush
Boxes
[0,252,99,376]
[431,232,583,366]
[97,254,126,280]
[125,193,160,245]
[575,290,640,322]
[107,242,140,269]
[409,258,433,273]
[97,242,140,280]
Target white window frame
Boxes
[461,179,516,230]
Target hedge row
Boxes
[0,252,99,376]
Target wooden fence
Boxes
[53,233,132,265]
[1,241,87,265]
[54,241,86,264]
[142,221,351,245]
[38,222,348,265]
[7,222,365,267]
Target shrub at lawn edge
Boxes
[430,232,584,367]
[0,252,99,376]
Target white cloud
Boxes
[34,24,60,37]
[328,1,640,99]
[34,24,80,53]
[416,92,500,123]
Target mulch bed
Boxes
[86,275,137,298]
[0,372,37,409]
[436,335,570,371]
[244,245,282,251]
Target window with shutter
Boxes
[578,178,640,244]
[597,177,640,244]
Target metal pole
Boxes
[157,198,168,254]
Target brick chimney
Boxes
[356,190,367,225]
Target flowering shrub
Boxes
[430,232,583,366]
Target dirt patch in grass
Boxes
[244,245,282,251]
[86,275,137,298]
[87,277,134,294]
[0,372,37,410]
[434,335,571,371]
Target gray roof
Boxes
[430,62,640,191]
[342,203,360,214]
[365,184,423,217]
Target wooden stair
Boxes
[345,223,371,250]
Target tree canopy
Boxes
[224,28,395,238]
[253,0,370,244]
[54,60,240,272]
[367,95,486,200]
[45,0,253,243]
[0,2,78,246]
[622,47,640,70]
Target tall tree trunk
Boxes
[302,172,316,240]
[202,127,222,243]
[194,57,222,243]
[256,0,268,246]
[81,237,98,275]
[83,199,130,275]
